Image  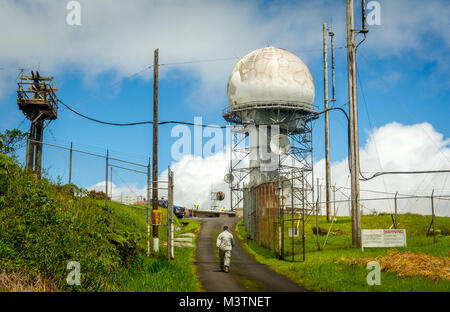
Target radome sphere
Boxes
[227,46,315,110]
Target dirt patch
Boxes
[0,271,57,292]
[336,251,450,281]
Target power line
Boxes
[160,56,240,67]
[356,62,393,212]
[58,98,227,128]
[59,94,450,181]
[158,46,348,67]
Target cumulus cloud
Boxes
[160,152,230,210]
[88,180,147,202]
[315,122,450,216]
[1,0,449,101]
[88,150,231,210]
[88,122,449,217]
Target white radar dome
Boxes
[227,46,315,110]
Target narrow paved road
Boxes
[195,217,308,292]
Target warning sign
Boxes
[361,229,407,251]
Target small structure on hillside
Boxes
[17,71,58,178]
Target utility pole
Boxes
[347,0,361,247]
[152,48,160,253]
[323,23,331,222]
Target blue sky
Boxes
[0,0,449,211]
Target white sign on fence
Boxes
[288,227,299,238]
[361,229,407,251]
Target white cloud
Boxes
[1,0,448,102]
[88,180,147,202]
[88,150,231,210]
[160,152,230,210]
[315,122,450,217]
[87,122,450,216]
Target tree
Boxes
[0,128,27,157]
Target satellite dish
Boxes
[216,191,225,201]
[224,173,234,184]
[270,134,291,155]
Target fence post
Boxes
[25,133,30,169]
[333,184,336,219]
[301,171,306,261]
[394,191,398,229]
[431,190,436,243]
[147,158,151,257]
[105,150,109,209]
[316,178,321,251]
[69,142,73,186]
[168,167,174,260]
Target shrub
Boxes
[0,153,135,291]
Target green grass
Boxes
[236,213,450,292]
[0,153,201,291]
[109,202,201,292]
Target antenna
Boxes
[270,134,291,155]
[224,173,234,184]
[361,0,369,33]
[328,28,336,102]
[216,191,225,201]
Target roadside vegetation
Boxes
[0,149,200,292]
[236,214,450,292]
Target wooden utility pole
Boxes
[323,23,331,222]
[347,0,361,247]
[152,48,159,253]
[34,122,44,178]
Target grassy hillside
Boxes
[236,213,450,292]
[0,153,200,292]
[110,201,201,291]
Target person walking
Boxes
[216,225,235,273]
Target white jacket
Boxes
[216,230,235,251]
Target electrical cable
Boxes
[58,98,226,128]
[58,95,449,181]
[356,61,394,212]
